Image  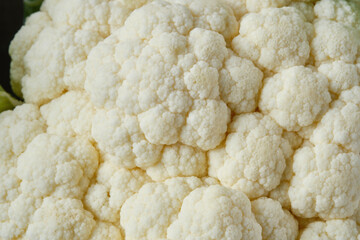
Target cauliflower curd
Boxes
[1,0,360,239]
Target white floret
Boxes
[20,26,102,104]
[246,0,291,12]
[318,61,360,95]
[120,177,204,240]
[219,54,263,114]
[146,144,207,181]
[259,66,331,131]
[17,133,98,199]
[0,104,46,163]
[85,1,234,151]
[0,105,46,240]
[299,219,360,240]
[269,132,303,209]
[40,91,96,139]
[232,7,313,72]
[310,86,360,154]
[208,113,291,199]
[25,197,96,240]
[219,0,248,20]
[84,161,151,224]
[168,0,239,41]
[251,197,298,240]
[41,0,149,37]
[289,2,315,22]
[314,0,360,28]
[91,109,163,169]
[289,143,360,219]
[9,12,51,97]
[0,194,42,239]
[10,0,151,104]
[89,222,123,240]
[167,185,262,240]
[311,19,360,65]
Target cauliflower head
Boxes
[1,0,360,239]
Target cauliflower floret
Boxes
[269,131,302,209]
[40,91,96,139]
[19,26,102,104]
[25,197,96,240]
[0,104,46,240]
[208,113,292,199]
[91,109,163,169]
[10,0,152,104]
[219,54,263,114]
[314,0,360,28]
[41,0,149,37]
[120,177,204,240]
[0,194,42,239]
[299,219,360,240]
[168,0,239,41]
[84,161,151,224]
[311,19,360,65]
[310,86,360,154]
[167,185,262,240]
[4,133,98,238]
[89,222,123,240]
[0,104,46,163]
[85,1,240,153]
[259,66,331,131]
[146,144,207,181]
[246,0,291,12]
[16,133,98,199]
[289,2,315,22]
[232,7,312,72]
[318,61,360,95]
[219,0,248,20]
[9,12,51,97]
[251,197,298,240]
[289,143,360,219]
[179,99,230,150]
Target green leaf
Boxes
[0,86,22,113]
[24,0,44,18]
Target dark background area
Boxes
[0,0,23,95]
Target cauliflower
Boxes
[1,0,360,239]
[208,113,292,199]
[299,219,360,240]
[259,66,331,131]
[251,197,298,240]
[289,143,360,219]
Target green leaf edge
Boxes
[24,0,44,18]
[0,85,22,113]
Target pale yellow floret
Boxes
[40,91,96,139]
[89,222,123,240]
[318,61,360,95]
[299,219,360,240]
[310,86,360,154]
[251,197,298,240]
[25,197,96,240]
[289,143,360,219]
